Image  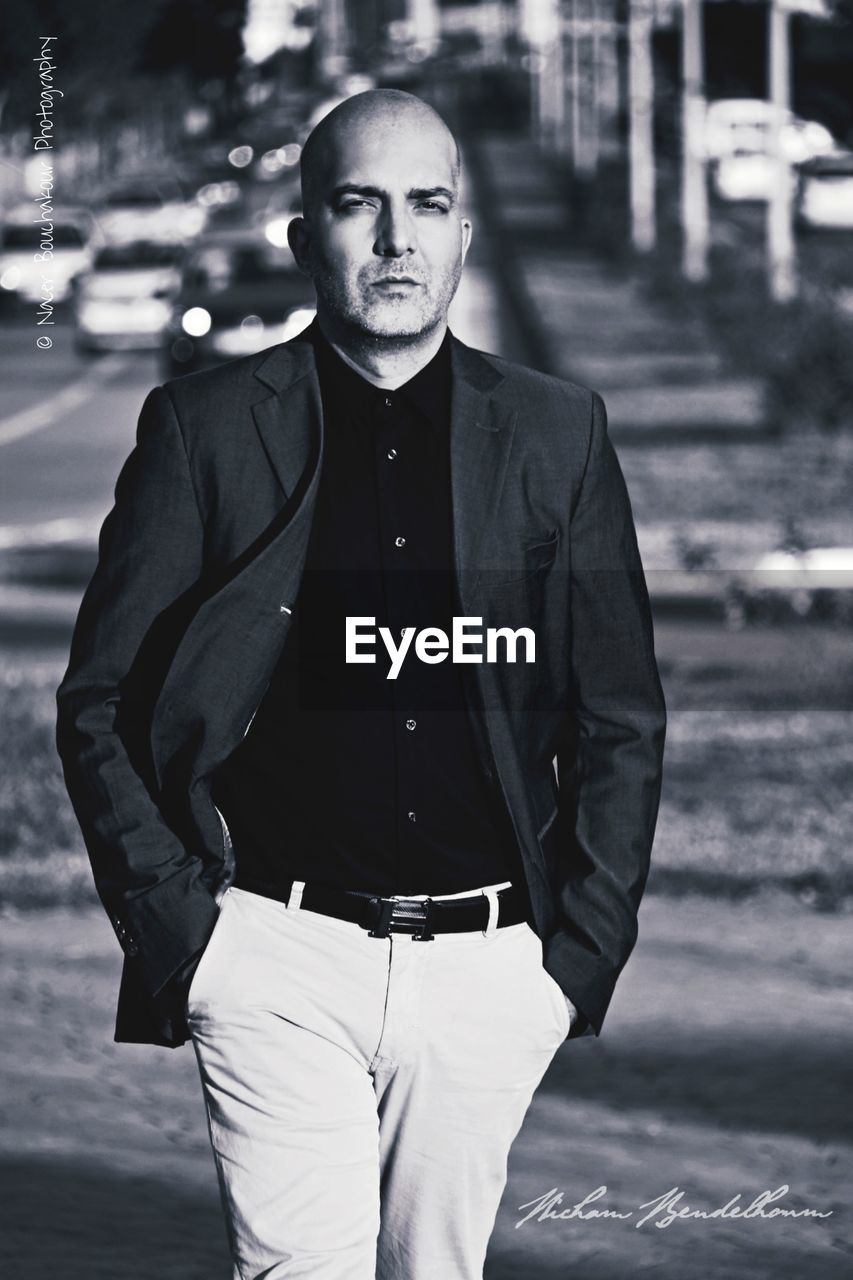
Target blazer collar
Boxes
[253,324,320,396]
[252,317,505,401]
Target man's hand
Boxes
[563,995,594,1038]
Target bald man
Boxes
[57,90,665,1279]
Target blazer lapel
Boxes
[449,336,517,605]
[252,332,322,503]
[151,333,324,786]
[446,339,543,891]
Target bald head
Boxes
[299,89,461,222]
[287,87,472,351]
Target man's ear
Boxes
[460,217,473,267]
[287,217,313,279]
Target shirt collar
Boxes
[309,319,451,431]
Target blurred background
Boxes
[0,2,852,1277]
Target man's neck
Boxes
[315,313,447,390]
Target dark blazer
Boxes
[56,322,666,1049]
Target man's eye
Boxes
[419,202,448,212]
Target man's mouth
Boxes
[372,278,420,287]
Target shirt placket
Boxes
[372,390,421,884]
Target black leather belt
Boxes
[232,873,528,941]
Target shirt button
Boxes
[405,718,416,730]
[384,396,392,408]
[407,810,417,822]
[386,447,398,460]
[394,536,406,548]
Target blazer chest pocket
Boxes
[484,530,559,587]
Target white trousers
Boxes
[186,883,570,1280]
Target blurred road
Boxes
[0,322,155,537]
[1,894,850,1279]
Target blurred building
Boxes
[244,0,315,62]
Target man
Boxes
[56,89,666,1279]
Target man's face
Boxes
[293,116,472,340]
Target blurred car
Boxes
[706,99,835,202]
[713,151,798,203]
[223,108,306,183]
[73,241,183,352]
[725,547,853,625]
[796,151,853,231]
[189,163,246,214]
[253,142,303,183]
[95,177,207,244]
[705,99,834,163]
[0,207,93,303]
[162,230,315,377]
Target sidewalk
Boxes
[464,132,768,437]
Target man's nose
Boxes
[374,202,416,257]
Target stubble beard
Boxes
[312,259,463,353]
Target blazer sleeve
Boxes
[55,385,220,999]
[547,389,667,1036]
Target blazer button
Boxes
[125,940,139,958]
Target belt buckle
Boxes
[366,896,435,941]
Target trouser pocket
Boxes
[185,885,234,1019]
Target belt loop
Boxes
[481,887,499,937]
[286,879,305,911]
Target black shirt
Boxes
[211,321,527,897]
